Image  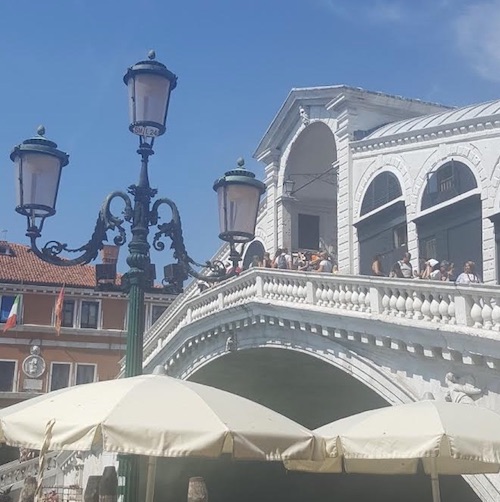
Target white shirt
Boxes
[456,272,480,284]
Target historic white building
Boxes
[251,86,500,283]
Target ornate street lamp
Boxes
[10,51,265,502]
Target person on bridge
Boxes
[371,255,385,276]
[397,252,413,279]
[455,261,481,284]
[317,251,334,273]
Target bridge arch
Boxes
[154,318,482,502]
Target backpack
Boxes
[277,254,288,269]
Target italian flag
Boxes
[3,295,21,333]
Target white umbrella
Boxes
[0,372,324,502]
[0,373,321,461]
[286,400,500,502]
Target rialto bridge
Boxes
[140,267,500,502]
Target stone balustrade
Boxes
[143,269,500,367]
[0,452,58,490]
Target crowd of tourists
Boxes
[248,248,338,274]
[371,252,482,284]
[197,249,482,293]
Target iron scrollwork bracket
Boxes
[150,197,234,291]
[28,191,134,267]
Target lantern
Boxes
[213,158,266,244]
[10,126,69,233]
[123,50,177,139]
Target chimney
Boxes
[100,245,119,265]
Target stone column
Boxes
[333,110,354,274]
[257,148,281,256]
[482,214,496,284]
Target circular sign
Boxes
[22,355,46,379]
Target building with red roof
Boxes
[0,241,174,408]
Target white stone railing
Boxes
[0,452,58,490]
[143,269,500,366]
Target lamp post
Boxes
[10,51,265,502]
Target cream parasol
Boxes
[285,400,500,502]
[0,371,324,501]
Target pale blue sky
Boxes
[2,0,500,274]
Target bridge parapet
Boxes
[144,269,500,368]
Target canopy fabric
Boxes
[0,374,323,461]
[286,400,500,475]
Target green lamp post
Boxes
[10,51,265,502]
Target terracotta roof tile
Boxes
[0,242,98,288]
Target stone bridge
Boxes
[143,268,500,501]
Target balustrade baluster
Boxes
[421,293,432,321]
[358,288,366,312]
[389,289,398,316]
[491,299,500,331]
[316,283,324,306]
[297,282,305,303]
[345,286,353,310]
[351,288,359,311]
[470,297,484,328]
[395,290,406,317]
[412,292,423,320]
[326,283,335,306]
[447,297,456,324]
[430,295,441,322]
[364,289,371,313]
[405,291,414,319]
[321,283,330,306]
[339,285,347,309]
[382,288,390,314]
[482,298,493,330]
[332,285,340,307]
[439,295,450,324]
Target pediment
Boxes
[253,86,449,163]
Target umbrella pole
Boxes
[430,458,441,502]
[145,456,157,502]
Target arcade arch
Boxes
[281,121,337,256]
[416,160,482,273]
[357,171,406,275]
[242,240,266,269]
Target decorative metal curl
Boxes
[28,191,133,267]
[150,197,240,285]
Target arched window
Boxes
[360,172,402,216]
[421,160,477,211]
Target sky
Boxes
[2,0,500,276]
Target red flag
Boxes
[3,295,21,333]
[54,286,65,336]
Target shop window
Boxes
[361,172,402,216]
[393,225,407,249]
[75,364,96,385]
[62,300,75,327]
[422,161,477,210]
[0,361,16,391]
[421,237,437,261]
[0,296,16,323]
[298,214,320,250]
[50,363,71,391]
[80,301,99,329]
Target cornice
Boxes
[144,304,500,380]
[352,116,500,153]
[0,282,175,303]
